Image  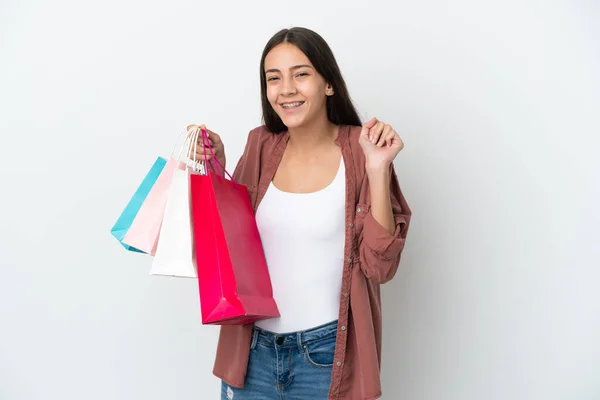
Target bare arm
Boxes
[366,165,395,235]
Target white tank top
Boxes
[254,157,346,333]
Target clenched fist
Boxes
[186,124,227,171]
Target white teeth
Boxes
[281,102,304,109]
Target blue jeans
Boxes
[221,320,338,400]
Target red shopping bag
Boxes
[189,129,279,325]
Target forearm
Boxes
[366,164,395,235]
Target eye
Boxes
[296,72,309,77]
[267,76,279,81]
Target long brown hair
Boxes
[259,27,362,133]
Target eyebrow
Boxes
[265,64,313,74]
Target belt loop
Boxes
[296,331,303,352]
[250,327,258,350]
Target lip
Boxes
[279,101,305,112]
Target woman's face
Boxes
[264,43,332,129]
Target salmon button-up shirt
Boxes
[212,124,412,400]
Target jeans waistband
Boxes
[251,320,338,349]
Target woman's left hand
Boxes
[358,117,404,171]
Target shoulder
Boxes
[236,124,286,167]
[246,124,281,144]
[240,125,285,154]
[232,125,285,190]
[247,124,270,139]
[345,124,363,147]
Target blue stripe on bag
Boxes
[111,157,167,253]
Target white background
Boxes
[1,1,599,399]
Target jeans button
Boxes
[276,337,284,345]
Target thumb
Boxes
[205,127,221,144]
[189,124,209,146]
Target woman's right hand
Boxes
[186,124,227,170]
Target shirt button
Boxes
[356,207,361,213]
[343,293,349,298]
[341,326,346,331]
[347,257,353,263]
[336,361,342,366]
[349,223,354,228]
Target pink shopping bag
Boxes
[121,158,178,255]
[122,129,197,255]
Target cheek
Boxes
[266,85,279,106]
[300,82,326,103]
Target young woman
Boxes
[187,27,411,400]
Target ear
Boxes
[325,83,334,96]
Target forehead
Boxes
[264,43,313,70]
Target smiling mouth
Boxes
[281,101,305,109]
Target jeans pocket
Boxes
[303,335,337,369]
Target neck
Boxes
[287,116,338,152]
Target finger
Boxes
[196,134,214,147]
[386,131,397,147]
[195,127,213,147]
[363,117,377,129]
[194,152,213,161]
[196,124,208,142]
[396,134,405,150]
[187,125,203,144]
[202,125,222,144]
[376,124,392,147]
[360,117,377,138]
[187,124,218,145]
[195,142,214,153]
[188,124,205,138]
[388,131,404,149]
[385,131,394,147]
[196,144,214,155]
[370,121,385,143]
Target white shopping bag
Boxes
[150,129,203,278]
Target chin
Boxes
[278,115,307,129]
[281,120,302,129]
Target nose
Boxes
[280,75,297,96]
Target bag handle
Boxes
[174,128,195,161]
[192,127,217,176]
[164,127,200,174]
[199,128,234,181]
[187,127,204,172]
[187,126,235,182]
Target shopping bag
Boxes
[121,157,178,256]
[190,128,279,325]
[150,128,202,278]
[111,157,167,253]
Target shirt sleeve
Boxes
[231,127,262,185]
[231,135,250,183]
[358,163,411,284]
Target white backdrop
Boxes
[1,1,599,399]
